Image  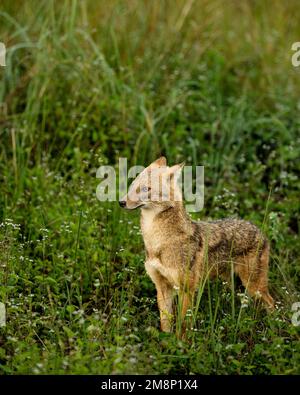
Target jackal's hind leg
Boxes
[236,246,274,311]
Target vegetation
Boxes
[0,0,299,374]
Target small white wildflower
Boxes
[129,357,137,364]
[62,360,69,368]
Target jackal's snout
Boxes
[119,200,126,208]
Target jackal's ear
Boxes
[150,156,167,167]
[168,162,185,181]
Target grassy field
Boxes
[0,0,300,374]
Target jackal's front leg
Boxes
[145,260,174,332]
[156,281,173,332]
[176,291,193,338]
[179,291,192,322]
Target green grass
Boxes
[0,0,300,374]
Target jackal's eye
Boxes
[141,186,150,193]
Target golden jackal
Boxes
[119,157,274,333]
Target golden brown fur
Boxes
[120,157,274,333]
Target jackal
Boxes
[119,157,274,333]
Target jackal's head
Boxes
[119,157,184,210]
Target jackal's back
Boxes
[194,218,267,267]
